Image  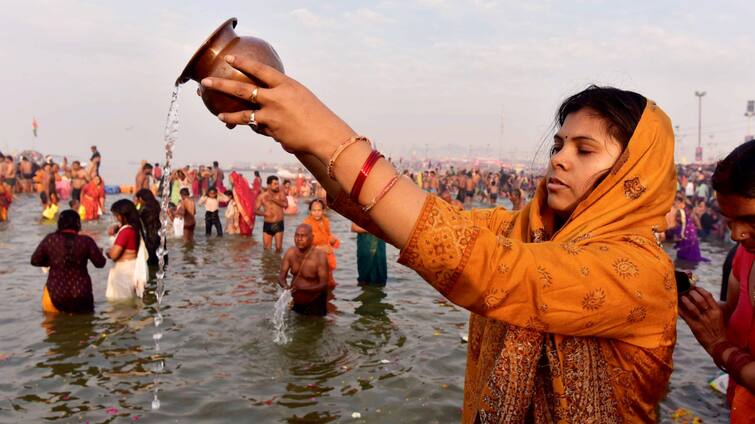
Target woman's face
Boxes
[717,193,755,253]
[546,108,623,217]
[93,176,102,185]
[310,202,324,221]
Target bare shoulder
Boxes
[283,246,297,258]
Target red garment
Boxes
[230,172,258,237]
[726,245,755,421]
[114,226,138,250]
[81,181,104,220]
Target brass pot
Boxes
[176,18,284,115]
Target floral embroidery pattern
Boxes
[626,306,647,323]
[526,316,549,332]
[582,289,607,311]
[561,239,584,255]
[663,272,673,290]
[483,288,509,310]
[398,197,478,295]
[580,266,591,278]
[537,266,553,288]
[613,258,639,279]
[623,177,646,200]
[496,235,513,250]
[496,263,509,274]
[531,228,547,243]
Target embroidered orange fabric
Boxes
[394,101,678,422]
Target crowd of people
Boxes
[3,81,755,421]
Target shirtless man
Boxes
[135,163,153,192]
[68,161,89,201]
[177,188,196,241]
[279,224,329,316]
[256,175,288,252]
[19,156,34,193]
[4,156,17,193]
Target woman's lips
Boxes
[547,177,569,191]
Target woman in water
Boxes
[81,175,105,221]
[106,199,148,301]
[303,199,339,289]
[134,189,162,266]
[203,59,678,421]
[680,140,755,422]
[351,222,387,285]
[230,171,258,237]
[675,195,708,262]
[31,210,106,313]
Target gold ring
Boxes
[250,87,259,103]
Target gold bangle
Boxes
[327,136,370,179]
[362,174,401,212]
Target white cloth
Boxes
[106,225,148,301]
[172,217,184,237]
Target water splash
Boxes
[151,84,181,410]
[272,289,293,345]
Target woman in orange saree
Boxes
[303,199,340,289]
[230,171,258,237]
[205,58,678,422]
[80,175,105,221]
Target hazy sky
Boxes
[1,0,753,183]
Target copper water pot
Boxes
[176,18,284,115]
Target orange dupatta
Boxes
[395,100,677,422]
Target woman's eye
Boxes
[578,149,592,155]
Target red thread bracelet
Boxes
[350,150,382,203]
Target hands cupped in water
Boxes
[200,55,356,159]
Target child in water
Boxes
[42,193,59,220]
[199,187,228,237]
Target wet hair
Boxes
[224,190,233,198]
[555,85,646,152]
[154,163,160,167]
[110,199,143,247]
[213,161,219,167]
[180,188,190,197]
[143,163,153,171]
[254,171,260,177]
[267,175,279,185]
[57,210,82,267]
[712,139,755,198]
[309,199,325,211]
[135,188,160,210]
[207,187,217,194]
[57,209,81,232]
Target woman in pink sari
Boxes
[81,175,105,221]
[230,172,258,237]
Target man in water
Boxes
[19,156,34,193]
[178,188,196,241]
[279,224,329,316]
[90,145,101,176]
[135,163,153,192]
[256,175,288,251]
[68,160,89,201]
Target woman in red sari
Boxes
[81,175,105,221]
[230,171,258,237]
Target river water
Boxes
[0,194,733,423]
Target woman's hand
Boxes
[679,287,728,355]
[201,55,357,160]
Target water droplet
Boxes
[153,332,162,341]
[151,395,160,410]
[154,313,163,327]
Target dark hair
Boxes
[283,179,291,185]
[309,199,325,210]
[224,190,233,198]
[213,161,219,167]
[154,163,159,167]
[267,175,279,185]
[57,209,81,232]
[135,188,160,210]
[110,199,143,247]
[712,140,755,198]
[207,187,217,193]
[555,85,646,151]
[143,163,153,170]
[180,188,190,196]
[68,199,78,208]
[57,210,82,267]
